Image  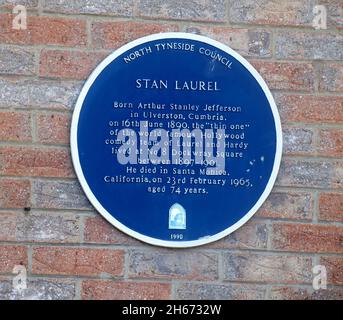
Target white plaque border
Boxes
[70,32,283,248]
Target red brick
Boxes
[320,256,343,285]
[46,0,226,23]
[223,252,312,284]
[82,280,171,300]
[321,0,343,30]
[272,223,343,253]
[44,0,133,17]
[129,250,218,281]
[229,0,314,27]
[0,212,80,243]
[270,286,311,300]
[0,47,36,76]
[91,21,178,49]
[0,179,30,208]
[137,0,226,22]
[0,146,74,178]
[205,220,268,250]
[0,276,76,300]
[36,113,71,145]
[39,50,107,80]
[275,31,342,60]
[318,63,343,93]
[0,212,16,242]
[276,94,343,124]
[176,283,265,300]
[251,61,314,91]
[230,0,343,30]
[84,216,141,245]
[270,286,343,300]
[282,126,315,156]
[319,193,343,222]
[185,26,271,57]
[318,129,343,157]
[0,1,38,10]
[0,246,27,273]
[257,192,313,220]
[0,111,31,142]
[0,14,87,47]
[276,159,343,189]
[0,78,81,110]
[32,180,91,210]
[32,247,124,277]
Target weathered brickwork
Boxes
[0,0,342,300]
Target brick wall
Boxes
[0,0,342,300]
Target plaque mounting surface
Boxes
[71,32,282,248]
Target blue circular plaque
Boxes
[71,33,282,248]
